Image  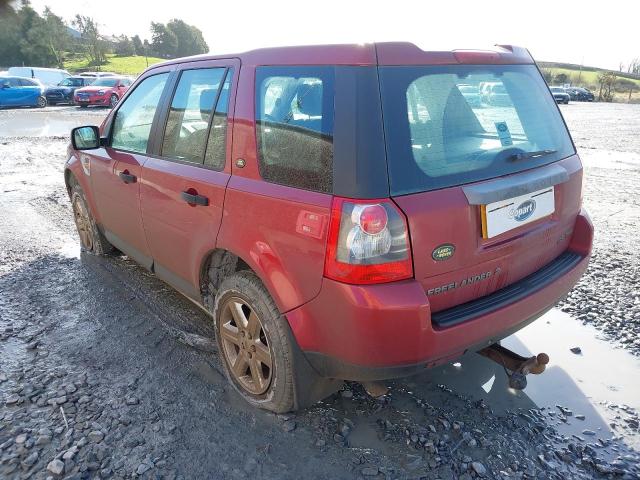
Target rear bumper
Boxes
[286,209,593,381]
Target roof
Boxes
[147,42,534,71]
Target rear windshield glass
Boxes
[379,65,575,195]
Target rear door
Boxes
[89,70,172,267]
[379,64,582,313]
[139,59,238,299]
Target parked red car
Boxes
[73,76,132,108]
[65,43,593,413]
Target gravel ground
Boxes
[557,103,640,356]
[0,103,639,479]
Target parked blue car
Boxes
[0,76,46,108]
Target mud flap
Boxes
[283,324,343,410]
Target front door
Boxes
[140,60,238,299]
[89,71,171,267]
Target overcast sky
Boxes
[29,0,638,71]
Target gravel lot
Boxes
[0,103,639,479]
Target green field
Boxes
[538,62,640,102]
[63,54,164,76]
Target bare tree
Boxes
[597,71,617,102]
[73,15,107,66]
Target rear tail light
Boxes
[324,197,413,284]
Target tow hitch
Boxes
[478,343,550,390]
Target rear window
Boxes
[379,65,575,195]
[255,66,335,193]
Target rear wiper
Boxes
[508,149,557,162]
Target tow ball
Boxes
[478,343,550,390]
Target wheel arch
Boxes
[199,248,253,311]
[64,159,103,225]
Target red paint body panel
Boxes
[287,211,592,368]
[393,155,583,313]
[140,158,229,295]
[376,43,534,66]
[89,147,150,262]
[217,176,331,313]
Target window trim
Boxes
[107,70,174,156]
[151,65,231,171]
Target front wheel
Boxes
[214,271,295,413]
[70,183,114,255]
[109,94,119,108]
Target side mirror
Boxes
[71,125,100,150]
[1,84,10,89]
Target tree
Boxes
[41,7,70,68]
[115,35,135,56]
[597,71,617,102]
[73,15,108,66]
[131,35,143,55]
[554,73,568,85]
[151,22,177,58]
[0,4,21,66]
[150,19,208,59]
[166,19,208,57]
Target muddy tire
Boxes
[213,271,294,413]
[70,183,114,255]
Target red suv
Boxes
[73,76,132,108]
[65,43,593,413]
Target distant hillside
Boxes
[537,61,640,103]
[538,61,640,87]
[64,54,164,76]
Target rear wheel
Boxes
[79,104,88,108]
[109,94,119,108]
[70,183,114,255]
[36,96,46,108]
[213,271,295,413]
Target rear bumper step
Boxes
[431,251,583,328]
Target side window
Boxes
[8,78,21,87]
[111,73,169,154]
[204,69,233,169]
[255,66,334,193]
[161,68,226,164]
[19,78,37,87]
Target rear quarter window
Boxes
[255,66,335,193]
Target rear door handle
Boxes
[181,191,209,206]
[118,171,136,184]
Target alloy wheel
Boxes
[219,296,273,395]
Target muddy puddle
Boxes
[391,309,640,457]
[0,107,106,137]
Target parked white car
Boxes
[7,67,70,87]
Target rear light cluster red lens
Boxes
[324,197,413,284]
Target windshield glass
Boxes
[59,78,84,87]
[92,78,118,87]
[379,65,574,195]
[550,87,565,93]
